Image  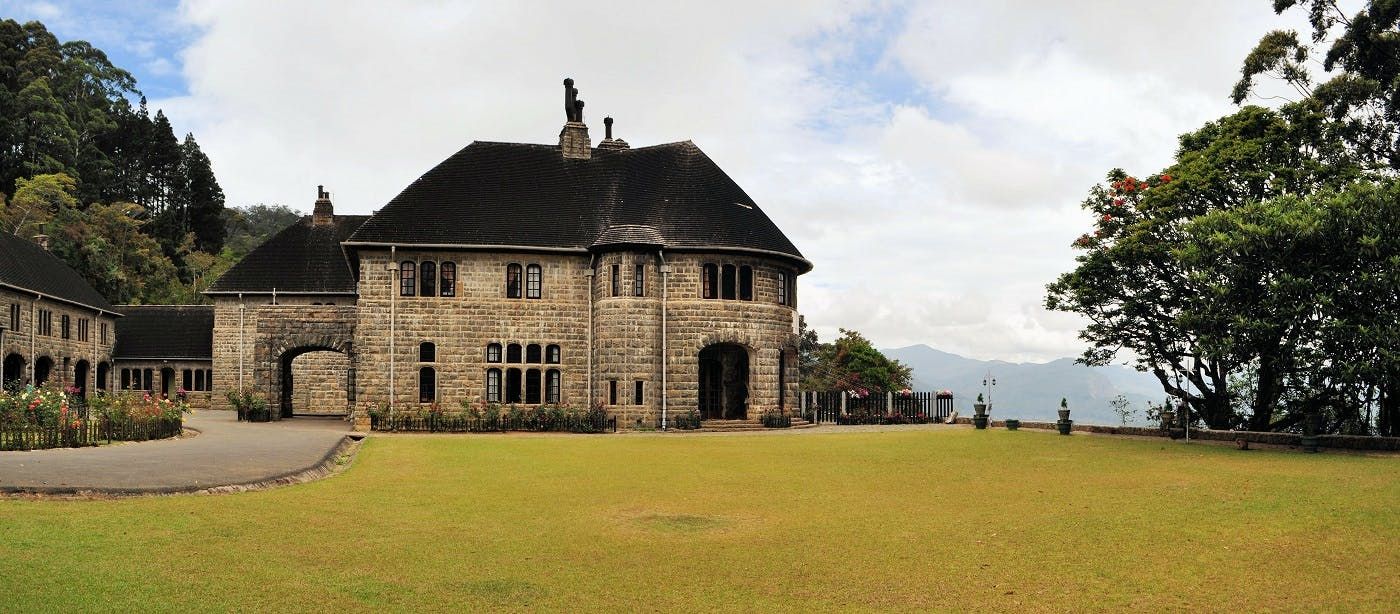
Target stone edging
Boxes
[954,417,1400,451]
[0,434,362,500]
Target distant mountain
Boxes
[883,345,1166,426]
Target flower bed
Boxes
[369,401,615,434]
[0,385,187,451]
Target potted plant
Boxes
[1056,397,1072,435]
[972,393,989,429]
[1300,410,1320,453]
[1005,418,1020,431]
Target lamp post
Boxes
[982,372,997,410]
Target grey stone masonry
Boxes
[559,122,591,159]
[1,286,117,394]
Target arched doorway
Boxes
[699,343,749,420]
[96,362,110,392]
[279,347,350,418]
[161,366,175,397]
[2,353,24,389]
[74,360,90,398]
[34,356,53,386]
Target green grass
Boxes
[1,429,1396,612]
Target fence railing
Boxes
[371,413,617,434]
[799,390,954,425]
[0,417,183,451]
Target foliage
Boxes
[225,388,268,416]
[799,327,912,394]
[1109,394,1134,425]
[86,390,188,422]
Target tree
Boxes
[1109,394,1135,425]
[0,172,76,236]
[801,328,912,393]
[180,134,225,253]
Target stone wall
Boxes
[0,287,117,395]
[210,295,353,411]
[112,359,214,409]
[288,350,350,414]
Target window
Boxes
[78,318,89,342]
[420,261,436,297]
[506,343,522,363]
[611,264,620,297]
[205,369,213,391]
[486,368,502,402]
[183,369,193,391]
[778,272,789,305]
[506,368,522,403]
[526,264,542,299]
[121,368,131,390]
[526,369,541,404]
[635,380,644,405]
[486,343,502,363]
[506,264,523,298]
[546,369,561,403]
[546,344,561,364]
[419,367,436,403]
[721,265,737,300]
[526,344,541,364]
[609,380,618,405]
[60,315,70,339]
[399,261,416,296]
[419,342,436,362]
[702,264,718,299]
[739,266,753,301]
[7,303,17,330]
[142,368,153,391]
[37,309,52,336]
[634,263,645,296]
[100,323,109,345]
[779,350,787,410]
[440,262,456,297]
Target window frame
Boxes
[419,341,436,363]
[777,271,789,305]
[420,261,437,297]
[738,265,753,301]
[419,366,436,403]
[546,369,561,403]
[525,368,542,404]
[506,263,523,298]
[486,368,502,402]
[545,344,561,364]
[439,261,456,297]
[611,264,620,297]
[634,263,645,297]
[635,380,644,405]
[486,343,502,363]
[526,264,542,299]
[506,343,522,363]
[721,264,737,300]
[399,261,416,297]
[506,368,522,403]
[702,264,718,299]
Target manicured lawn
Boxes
[1,428,1396,612]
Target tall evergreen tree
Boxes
[180,134,225,253]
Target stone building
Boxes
[112,305,215,409]
[205,80,811,427]
[0,232,119,395]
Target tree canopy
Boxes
[799,324,913,394]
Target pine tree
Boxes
[180,133,225,252]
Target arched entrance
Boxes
[96,362,110,392]
[74,360,90,398]
[699,343,749,420]
[34,356,53,386]
[279,346,350,418]
[161,366,176,397]
[2,353,24,389]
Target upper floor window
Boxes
[611,264,620,297]
[420,261,437,297]
[526,344,542,364]
[399,261,416,296]
[738,266,754,301]
[440,262,456,297]
[419,342,436,362]
[506,264,523,298]
[546,344,561,364]
[78,318,89,342]
[634,263,645,297]
[8,303,19,330]
[506,343,522,363]
[778,272,789,306]
[38,309,52,336]
[60,314,71,339]
[526,264,542,299]
[721,264,737,300]
[100,322,109,345]
[486,343,502,363]
[702,264,718,299]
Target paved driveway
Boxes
[0,411,353,495]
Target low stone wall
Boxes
[982,419,1400,451]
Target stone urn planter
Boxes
[1005,419,1020,431]
[1056,398,1072,435]
[1300,411,1321,453]
[1160,409,1176,431]
[973,400,989,430]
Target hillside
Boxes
[884,345,1165,426]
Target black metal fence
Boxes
[0,417,183,451]
[371,412,617,434]
[799,390,954,425]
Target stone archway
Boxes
[699,343,749,420]
[277,346,351,418]
[34,356,53,386]
[252,306,357,420]
[75,360,90,398]
[2,353,24,389]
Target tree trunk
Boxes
[1250,354,1281,432]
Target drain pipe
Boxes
[586,254,596,408]
[238,293,245,390]
[389,246,397,419]
[30,296,38,383]
[659,250,670,430]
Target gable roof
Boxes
[346,141,810,272]
[206,215,369,295]
[113,305,214,360]
[0,232,118,314]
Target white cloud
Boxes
[149,0,1310,362]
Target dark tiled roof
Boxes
[591,224,665,248]
[207,215,369,294]
[347,141,810,271]
[113,305,214,359]
[0,232,117,314]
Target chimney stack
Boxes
[312,185,335,226]
[32,234,49,251]
[598,116,630,151]
[558,77,591,159]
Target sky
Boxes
[2,0,1322,363]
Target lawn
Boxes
[1,428,1396,612]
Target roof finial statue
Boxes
[563,77,584,122]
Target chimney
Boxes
[32,234,49,251]
[558,77,591,159]
[597,116,630,151]
[312,185,335,226]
